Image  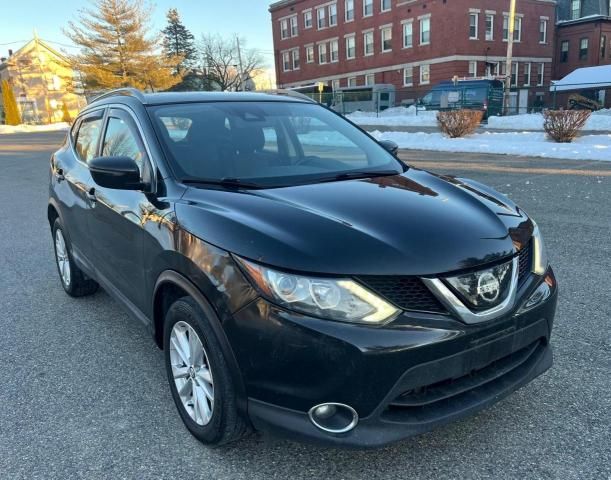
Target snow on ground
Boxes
[371,130,611,162]
[347,106,438,127]
[486,109,611,131]
[0,123,70,134]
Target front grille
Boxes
[384,340,543,422]
[356,276,446,314]
[518,240,532,284]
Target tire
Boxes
[163,296,249,446]
[52,219,99,297]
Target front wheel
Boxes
[163,297,248,446]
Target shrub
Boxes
[543,109,591,143]
[437,110,483,138]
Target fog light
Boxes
[308,403,358,434]
[518,281,551,314]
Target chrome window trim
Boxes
[422,257,519,324]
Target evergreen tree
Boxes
[162,8,197,75]
[1,80,21,126]
[63,0,181,91]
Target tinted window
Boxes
[149,101,402,187]
[75,115,103,162]
[102,116,146,170]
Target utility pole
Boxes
[235,36,245,92]
[503,0,517,115]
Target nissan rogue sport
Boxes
[48,89,557,448]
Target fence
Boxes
[300,83,611,118]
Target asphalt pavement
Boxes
[0,131,609,480]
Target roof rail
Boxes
[260,89,317,103]
[90,87,146,104]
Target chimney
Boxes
[8,49,13,57]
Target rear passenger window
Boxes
[102,116,146,171]
[75,116,103,162]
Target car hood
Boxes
[176,169,533,276]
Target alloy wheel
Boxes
[170,321,215,426]
[55,229,71,287]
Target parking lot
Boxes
[0,131,609,480]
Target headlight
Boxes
[532,222,548,275]
[237,258,400,324]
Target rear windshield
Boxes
[148,101,403,187]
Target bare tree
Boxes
[198,34,265,91]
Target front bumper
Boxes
[223,269,557,448]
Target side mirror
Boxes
[89,156,143,190]
[378,139,399,156]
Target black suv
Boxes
[48,89,557,448]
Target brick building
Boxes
[554,0,611,79]
[269,0,556,101]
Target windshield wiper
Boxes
[182,178,264,189]
[313,169,401,184]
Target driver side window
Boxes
[102,115,146,172]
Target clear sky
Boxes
[0,0,275,68]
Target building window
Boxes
[346,35,356,59]
[328,4,338,26]
[282,51,290,71]
[364,31,374,55]
[403,21,413,48]
[485,61,500,76]
[503,16,521,42]
[469,13,478,39]
[539,19,547,44]
[280,19,289,39]
[485,14,494,40]
[332,79,340,90]
[537,63,545,86]
[317,7,326,29]
[523,62,531,86]
[469,60,477,77]
[330,39,339,62]
[363,0,373,17]
[403,66,414,86]
[345,0,354,21]
[579,38,588,60]
[381,26,392,52]
[292,49,300,70]
[304,10,312,29]
[600,35,606,58]
[290,16,298,37]
[420,64,430,84]
[420,17,431,45]
[511,62,518,87]
[318,43,327,63]
[305,45,314,63]
[365,73,375,85]
[571,0,581,20]
[381,0,391,12]
[348,76,357,87]
[560,40,569,62]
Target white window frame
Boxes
[571,0,581,20]
[364,30,374,56]
[419,64,430,85]
[318,43,328,64]
[537,63,545,86]
[332,79,341,90]
[420,16,431,45]
[511,62,519,87]
[381,0,391,12]
[469,13,479,40]
[292,49,300,70]
[328,3,338,26]
[347,76,357,87]
[317,7,326,29]
[305,45,314,63]
[503,15,522,42]
[289,15,298,37]
[330,39,339,62]
[469,60,477,77]
[402,21,413,48]
[282,51,291,71]
[381,26,392,52]
[523,62,531,86]
[365,73,375,85]
[363,0,373,17]
[485,13,494,41]
[403,66,414,86]
[345,34,356,59]
[345,0,354,21]
[539,18,547,44]
[304,10,313,29]
[280,19,289,39]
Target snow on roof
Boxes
[551,65,611,92]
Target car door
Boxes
[87,107,154,312]
[56,109,105,268]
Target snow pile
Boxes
[486,110,611,131]
[347,107,438,127]
[370,130,611,162]
[0,123,70,134]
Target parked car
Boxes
[48,89,557,448]
[420,79,504,118]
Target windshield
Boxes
[148,101,404,187]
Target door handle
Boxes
[87,187,97,204]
